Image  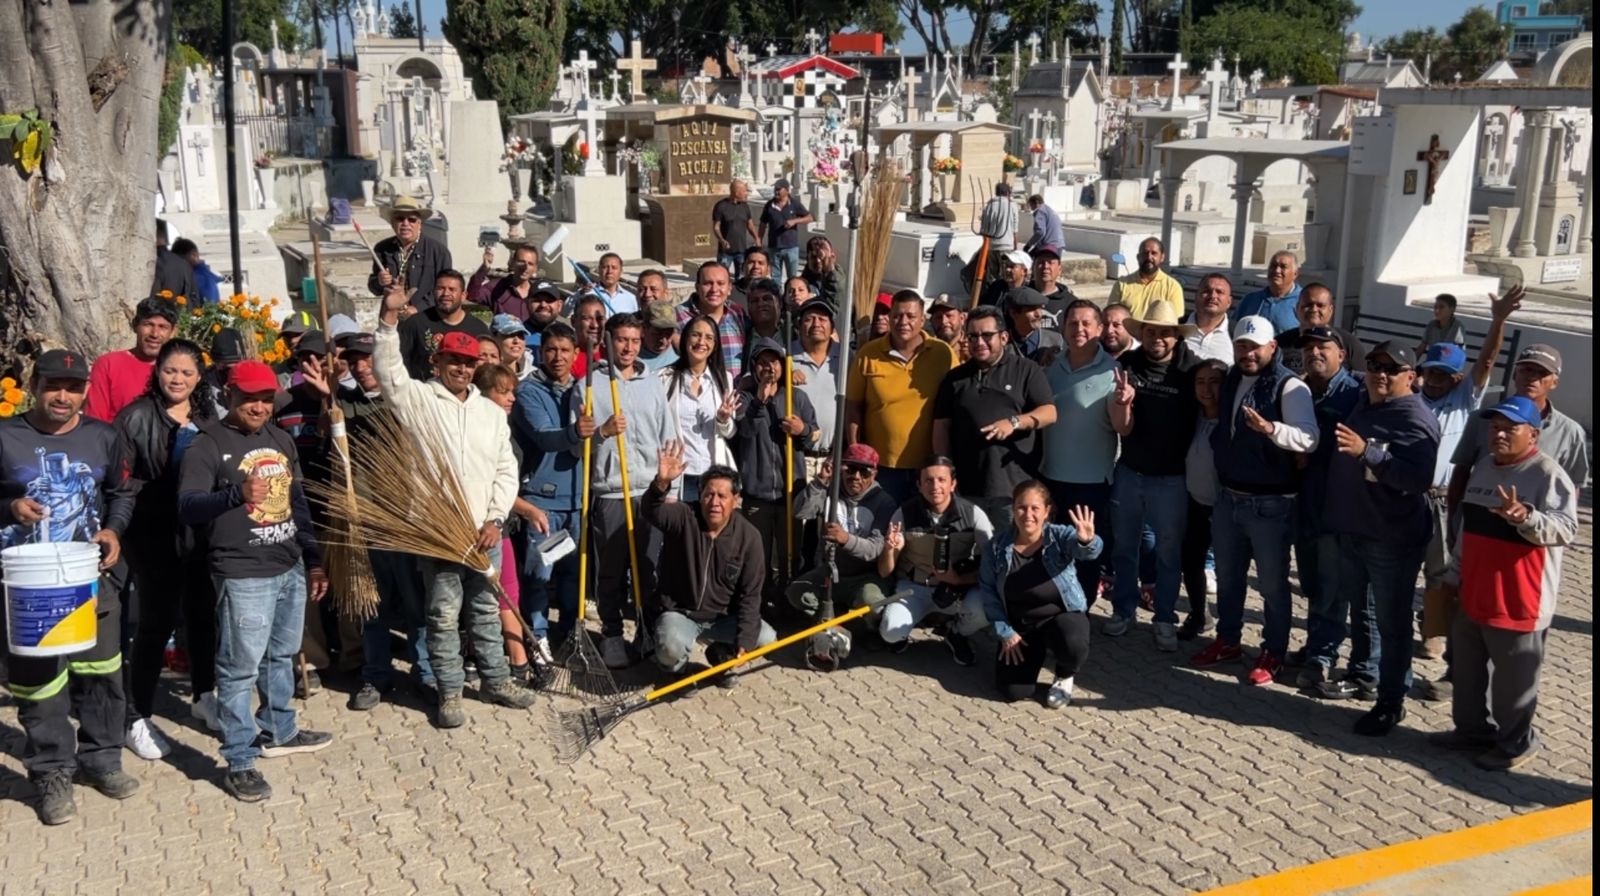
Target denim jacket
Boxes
[973,523,1102,640]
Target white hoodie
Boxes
[374,322,517,526]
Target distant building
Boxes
[1496,1,1585,54]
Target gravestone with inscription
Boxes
[609,104,760,266]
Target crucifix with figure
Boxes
[1416,133,1450,205]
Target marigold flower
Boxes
[158,290,173,298]
[3,388,23,405]
[202,352,212,367]
[211,324,222,334]
[0,377,14,390]
[0,402,14,417]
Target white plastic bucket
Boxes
[3,543,101,657]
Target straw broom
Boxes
[849,158,904,335]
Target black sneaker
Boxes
[946,632,976,667]
[1474,739,1541,772]
[294,669,322,699]
[260,729,334,758]
[509,663,532,684]
[1353,701,1407,737]
[73,767,140,800]
[1295,663,1331,690]
[1176,615,1209,641]
[348,683,386,712]
[481,678,538,709]
[1317,672,1379,701]
[222,768,272,803]
[1415,674,1453,702]
[33,769,76,825]
[1283,648,1310,668]
[704,644,739,688]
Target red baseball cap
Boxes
[842,443,879,468]
[228,360,279,394]
[434,331,481,360]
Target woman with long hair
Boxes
[113,338,219,759]
[658,315,738,501]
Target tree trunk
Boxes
[0,0,169,364]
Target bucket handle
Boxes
[27,510,83,584]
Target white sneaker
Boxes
[600,636,632,669]
[1101,615,1131,637]
[191,692,221,732]
[1153,622,1179,652]
[532,636,555,666]
[125,718,172,760]
[1045,677,1074,709]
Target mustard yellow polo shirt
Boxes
[1109,270,1185,320]
[845,335,956,470]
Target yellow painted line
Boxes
[1515,877,1593,896]
[1199,800,1593,896]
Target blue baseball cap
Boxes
[1418,342,1466,373]
[1480,395,1541,427]
[491,313,531,337]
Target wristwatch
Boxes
[487,518,505,530]
[1007,414,1022,431]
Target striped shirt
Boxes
[675,299,750,381]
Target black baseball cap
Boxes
[1030,246,1061,260]
[1300,325,1345,352]
[1005,286,1047,309]
[35,349,90,382]
[335,332,376,355]
[797,298,834,320]
[294,331,328,357]
[1368,340,1417,369]
[211,328,247,364]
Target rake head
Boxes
[541,629,627,703]
[548,695,644,763]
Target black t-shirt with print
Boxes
[1118,345,1198,476]
[178,420,316,578]
[398,308,490,380]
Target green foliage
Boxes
[157,43,208,161]
[444,0,565,123]
[172,0,301,65]
[1191,0,1349,84]
[978,0,1099,61]
[1109,0,1126,73]
[1377,6,1511,82]
[388,3,419,38]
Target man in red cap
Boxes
[375,283,533,729]
[178,360,332,804]
[787,442,899,664]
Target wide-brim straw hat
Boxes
[1128,300,1199,339]
[383,196,435,222]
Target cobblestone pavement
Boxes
[4,508,1592,895]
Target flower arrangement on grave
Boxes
[254,151,275,168]
[0,377,30,419]
[499,137,537,173]
[171,291,287,364]
[1002,154,1025,173]
[560,133,583,175]
[930,156,961,174]
[1028,141,1045,155]
[402,145,434,176]
[811,145,845,185]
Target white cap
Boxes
[1004,249,1032,267]
[327,313,359,342]
[1233,315,1276,346]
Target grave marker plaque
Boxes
[663,118,733,195]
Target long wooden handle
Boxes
[643,590,909,702]
[783,360,795,579]
[576,388,594,619]
[608,375,645,617]
[968,236,991,310]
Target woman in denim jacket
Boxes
[974,481,1102,708]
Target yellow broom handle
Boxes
[783,358,794,579]
[576,388,594,619]
[644,600,877,701]
[609,376,645,616]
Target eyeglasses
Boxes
[842,465,874,478]
[965,330,1003,342]
[395,215,421,223]
[1365,358,1411,376]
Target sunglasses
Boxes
[1365,358,1411,376]
[965,330,1003,342]
[842,464,874,477]
[394,215,422,223]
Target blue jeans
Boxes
[362,549,433,689]
[420,557,510,695]
[214,566,306,771]
[652,611,777,673]
[717,250,746,273]
[1109,464,1187,623]
[521,508,581,642]
[773,246,801,284]
[1300,533,1377,678]
[1338,534,1426,704]
[1212,490,1297,655]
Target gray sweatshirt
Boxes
[793,479,897,579]
[571,359,673,500]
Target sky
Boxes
[407,0,1482,55]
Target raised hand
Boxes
[716,389,743,422]
[299,354,331,396]
[884,520,905,553]
[657,438,687,485]
[1491,484,1530,525]
[1241,406,1275,435]
[481,246,496,270]
[1489,284,1524,322]
[1066,504,1095,544]
[1111,367,1135,406]
[1333,422,1366,458]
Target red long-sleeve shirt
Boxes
[85,350,155,423]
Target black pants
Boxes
[127,548,217,720]
[741,497,794,593]
[10,581,125,777]
[1181,498,1213,621]
[589,496,660,639]
[994,611,1090,691]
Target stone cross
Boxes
[1415,133,1450,205]
[617,40,658,101]
[765,42,777,58]
[186,129,209,168]
[737,44,755,97]
[270,19,280,52]
[1202,53,1228,122]
[608,70,622,102]
[1027,107,1044,143]
[1166,53,1186,109]
[804,29,823,55]
[1249,69,1264,95]
[692,73,712,105]
[572,50,598,98]
[1026,33,1042,65]
[1043,111,1057,147]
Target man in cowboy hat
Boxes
[367,196,454,314]
[1105,299,1198,646]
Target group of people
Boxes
[1,207,1584,827]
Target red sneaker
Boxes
[169,646,191,675]
[1247,649,1282,686]
[1190,639,1243,668]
